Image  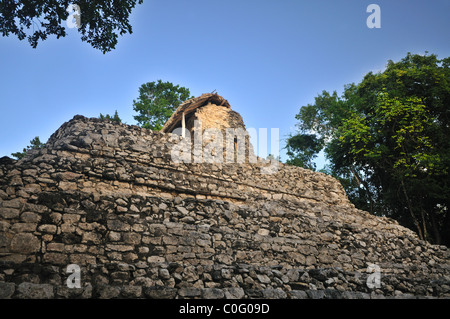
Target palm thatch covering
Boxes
[161,93,231,134]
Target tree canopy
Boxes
[286,52,450,245]
[99,110,122,123]
[0,0,143,53]
[11,136,45,160]
[133,80,192,131]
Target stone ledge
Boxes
[2,281,448,299]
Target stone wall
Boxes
[0,115,449,299]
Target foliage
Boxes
[285,133,323,170]
[0,0,143,53]
[287,52,450,245]
[133,80,192,131]
[99,110,122,123]
[11,136,45,159]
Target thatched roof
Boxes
[161,93,231,133]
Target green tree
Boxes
[285,133,323,170]
[99,110,122,123]
[133,80,192,131]
[287,52,450,245]
[338,91,444,240]
[0,0,143,53]
[11,136,45,159]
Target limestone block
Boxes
[9,233,40,253]
[16,283,54,299]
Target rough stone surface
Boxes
[0,115,449,299]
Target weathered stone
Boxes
[10,175,23,186]
[121,232,140,245]
[11,222,36,232]
[176,206,189,215]
[108,231,121,241]
[59,181,77,191]
[202,288,225,299]
[24,183,42,193]
[56,284,92,299]
[0,282,15,298]
[178,287,201,298]
[21,212,41,223]
[46,243,65,252]
[43,252,68,265]
[306,290,325,299]
[0,220,10,232]
[116,198,128,206]
[61,223,76,233]
[324,289,344,299]
[16,283,54,299]
[55,172,82,181]
[107,219,130,231]
[0,207,20,219]
[97,286,121,299]
[286,269,300,282]
[180,216,195,224]
[9,233,40,253]
[116,206,128,213]
[38,224,58,234]
[2,198,25,208]
[159,268,171,280]
[106,244,134,252]
[309,269,329,282]
[144,286,177,299]
[263,288,287,299]
[148,224,167,236]
[129,204,140,213]
[337,254,352,263]
[289,290,308,299]
[62,213,81,223]
[148,256,165,263]
[318,252,334,264]
[163,236,178,245]
[320,232,334,242]
[196,238,211,247]
[257,274,271,284]
[0,114,449,300]
[305,255,316,266]
[23,169,38,177]
[82,232,102,244]
[121,285,142,298]
[224,287,245,299]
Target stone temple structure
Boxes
[161,93,244,135]
[0,94,449,299]
[162,93,254,164]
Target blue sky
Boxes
[1,0,449,168]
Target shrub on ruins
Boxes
[99,110,122,123]
[11,136,45,160]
